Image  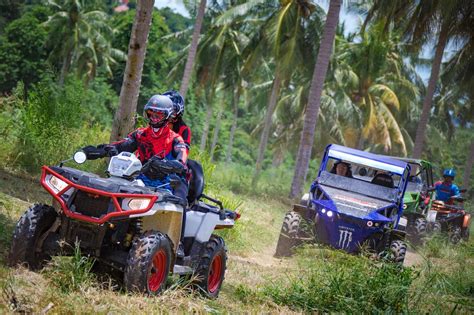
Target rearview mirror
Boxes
[73,151,87,164]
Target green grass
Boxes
[0,167,473,313]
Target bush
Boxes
[262,247,415,313]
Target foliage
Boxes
[45,243,96,293]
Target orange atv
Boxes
[427,192,470,243]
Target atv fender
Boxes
[463,213,471,228]
[140,210,183,254]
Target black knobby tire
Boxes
[8,204,57,270]
[413,218,427,236]
[461,227,470,241]
[431,221,442,233]
[389,240,407,265]
[449,226,462,244]
[124,231,172,295]
[194,235,227,298]
[274,211,307,257]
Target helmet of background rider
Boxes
[443,168,456,179]
[163,90,185,122]
[143,95,175,128]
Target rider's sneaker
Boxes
[177,242,185,258]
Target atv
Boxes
[387,158,435,241]
[275,144,411,264]
[427,192,470,244]
[9,151,239,298]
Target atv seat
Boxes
[187,159,204,204]
[371,173,394,188]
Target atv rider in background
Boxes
[82,94,189,201]
[164,90,192,150]
[435,168,461,204]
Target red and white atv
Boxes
[9,151,239,298]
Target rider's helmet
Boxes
[143,94,175,128]
[443,168,456,179]
[163,90,185,122]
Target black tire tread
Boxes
[274,211,305,257]
[124,230,172,295]
[8,204,57,269]
[390,240,407,265]
[194,234,227,298]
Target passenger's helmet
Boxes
[443,168,456,178]
[143,95,174,128]
[163,90,185,121]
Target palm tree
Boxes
[110,0,154,141]
[363,0,473,158]
[464,140,474,190]
[45,0,114,85]
[289,0,341,198]
[179,0,207,99]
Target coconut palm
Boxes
[363,0,473,158]
[44,0,115,85]
[110,0,154,141]
[179,0,207,99]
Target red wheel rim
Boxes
[208,254,223,293]
[148,249,167,292]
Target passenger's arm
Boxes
[173,137,188,164]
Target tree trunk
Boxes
[110,0,154,142]
[289,0,342,199]
[200,102,213,151]
[58,51,72,86]
[179,0,207,99]
[252,74,281,184]
[226,87,240,163]
[463,139,474,190]
[412,23,449,159]
[210,107,223,161]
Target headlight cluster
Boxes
[48,175,68,193]
[366,220,380,227]
[321,208,334,218]
[128,198,152,210]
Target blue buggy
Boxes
[275,144,411,264]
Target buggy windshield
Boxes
[318,171,399,202]
[405,163,427,193]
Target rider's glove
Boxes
[82,145,107,160]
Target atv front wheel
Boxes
[449,226,462,244]
[430,222,442,233]
[389,240,407,265]
[8,204,58,270]
[194,235,227,298]
[124,231,172,295]
[274,211,308,257]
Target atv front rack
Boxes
[41,166,159,224]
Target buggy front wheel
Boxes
[389,240,407,265]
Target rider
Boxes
[82,94,189,201]
[164,90,192,149]
[435,168,461,204]
[330,160,353,178]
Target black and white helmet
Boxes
[143,94,174,128]
[163,90,185,120]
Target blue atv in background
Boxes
[275,144,411,264]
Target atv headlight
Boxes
[48,175,68,193]
[128,198,152,210]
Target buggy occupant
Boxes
[82,94,188,201]
[330,161,353,178]
[435,168,461,203]
[164,90,192,150]
[371,171,394,188]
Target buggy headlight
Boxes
[48,176,68,193]
[128,198,152,210]
[321,208,326,214]
[327,210,334,217]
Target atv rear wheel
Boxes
[8,204,58,270]
[274,211,308,257]
[193,235,227,298]
[413,218,427,236]
[389,240,407,265]
[462,227,470,241]
[449,226,462,244]
[124,231,172,295]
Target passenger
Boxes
[371,171,394,188]
[435,168,461,204]
[330,161,353,178]
[164,90,192,150]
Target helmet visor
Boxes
[146,110,167,125]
